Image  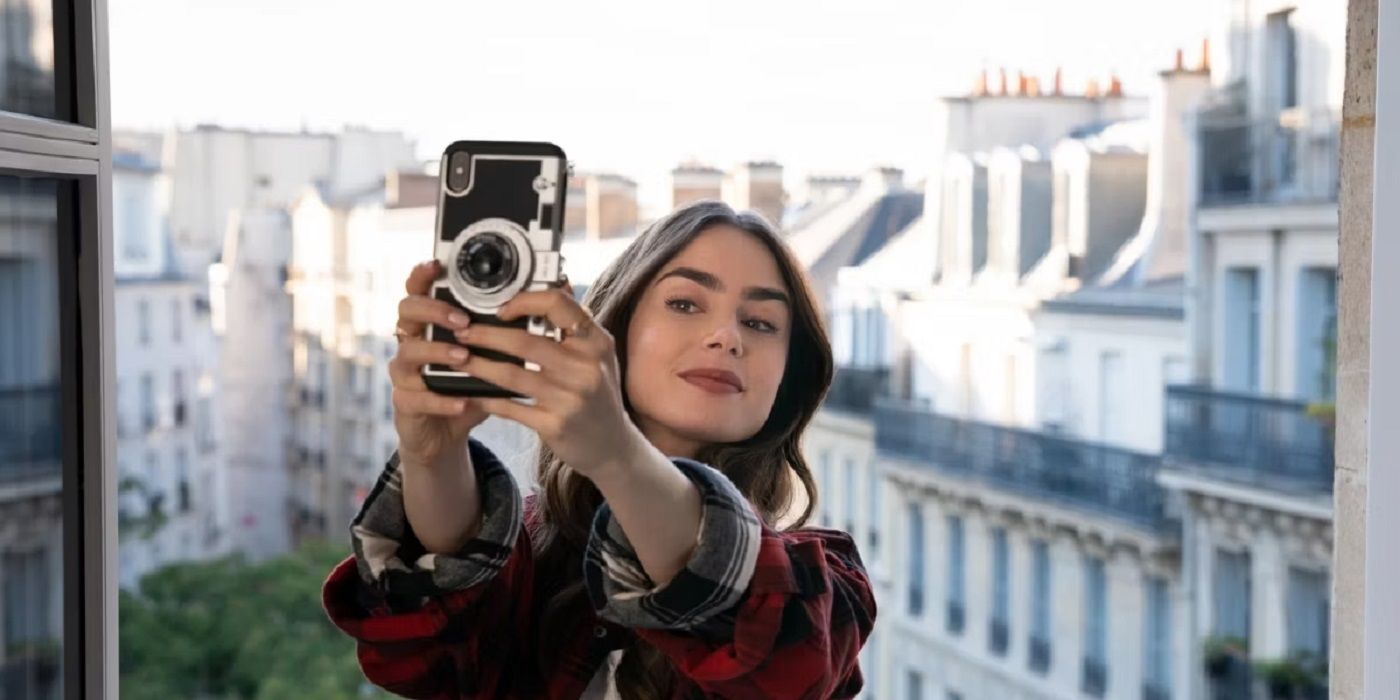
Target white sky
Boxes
[110,0,1220,213]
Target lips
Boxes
[678,368,744,394]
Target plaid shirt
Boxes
[322,437,876,699]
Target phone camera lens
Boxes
[446,151,471,193]
[457,233,516,290]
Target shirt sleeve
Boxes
[582,458,878,699]
[321,437,534,699]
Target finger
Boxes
[460,354,559,402]
[392,387,469,417]
[455,323,590,375]
[390,339,471,384]
[404,259,440,296]
[496,288,595,339]
[398,295,472,338]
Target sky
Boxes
[109,0,1220,213]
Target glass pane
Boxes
[0,175,64,700]
[0,0,58,119]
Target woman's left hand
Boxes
[454,285,646,480]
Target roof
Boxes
[1039,275,1184,319]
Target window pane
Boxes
[0,175,64,700]
[0,0,58,119]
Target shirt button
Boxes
[593,625,608,639]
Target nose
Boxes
[704,320,743,357]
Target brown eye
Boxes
[666,298,698,313]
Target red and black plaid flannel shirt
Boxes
[322,437,876,698]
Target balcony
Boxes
[1082,658,1107,697]
[989,619,1009,656]
[0,384,62,481]
[1164,385,1334,492]
[946,600,965,635]
[1142,682,1171,700]
[1198,103,1339,207]
[823,365,890,416]
[875,401,1167,529]
[1029,636,1051,674]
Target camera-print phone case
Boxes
[422,140,569,398]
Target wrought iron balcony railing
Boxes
[0,384,62,480]
[1164,384,1334,492]
[874,400,1167,529]
[1198,103,1339,207]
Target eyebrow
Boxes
[654,266,791,307]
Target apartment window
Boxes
[843,457,856,533]
[175,448,191,514]
[904,669,923,700]
[907,502,925,616]
[171,297,182,342]
[819,450,833,526]
[1098,351,1126,444]
[137,297,151,345]
[1287,567,1330,659]
[1297,267,1338,400]
[1144,576,1173,700]
[946,515,965,635]
[1082,556,1108,697]
[866,631,880,699]
[117,178,149,262]
[4,549,52,647]
[867,461,882,560]
[1223,267,1261,392]
[989,527,1010,656]
[1029,540,1052,674]
[172,369,185,426]
[196,395,215,452]
[140,372,155,431]
[1214,549,1253,644]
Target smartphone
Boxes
[421,140,570,398]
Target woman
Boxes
[322,200,876,699]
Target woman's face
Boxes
[624,224,793,459]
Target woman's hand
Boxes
[388,260,491,470]
[455,284,647,480]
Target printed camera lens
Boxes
[457,233,516,290]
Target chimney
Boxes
[1027,76,1042,97]
[1053,67,1064,96]
[999,67,1009,96]
[670,163,723,210]
[1107,74,1124,97]
[973,67,989,96]
[1137,53,1214,281]
[723,161,785,228]
[1017,70,1029,96]
[585,173,638,240]
[1198,37,1211,73]
[1174,48,1185,72]
[1085,78,1102,98]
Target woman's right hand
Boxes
[388,260,490,470]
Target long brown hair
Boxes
[528,199,833,698]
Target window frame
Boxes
[0,0,116,697]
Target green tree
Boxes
[120,540,394,700]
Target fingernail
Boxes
[448,313,470,327]
[449,348,469,361]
